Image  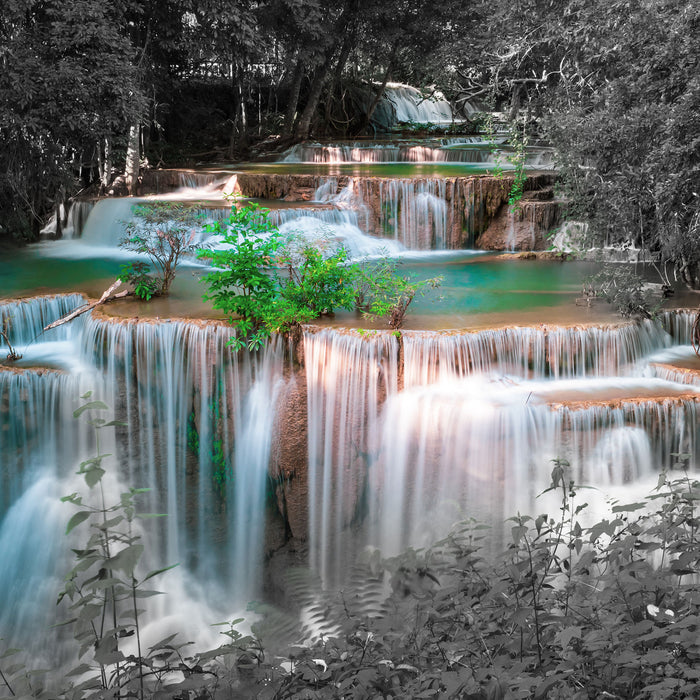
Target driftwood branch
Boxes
[44,280,128,331]
[1,328,22,361]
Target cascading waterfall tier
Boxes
[401,320,672,385]
[369,376,698,556]
[1,300,698,652]
[281,141,493,164]
[81,314,290,604]
[280,140,555,168]
[234,171,555,250]
[0,294,86,345]
[302,328,399,584]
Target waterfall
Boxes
[401,320,672,384]
[0,294,86,345]
[659,309,696,344]
[78,198,228,249]
[380,83,454,124]
[1,295,698,652]
[375,179,449,249]
[369,376,698,556]
[80,316,288,605]
[280,141,494,164]
[303,329,399,585]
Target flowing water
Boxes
[1,134,698,662]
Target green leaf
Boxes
[107,544,144,577]
[141,563,179,583]
[97,420,128,428]
[73,400,109,418]
[84,466,105,489]
[66,510,91,535]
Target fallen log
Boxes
[44,280,129,331]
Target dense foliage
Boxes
[199,204,440,349]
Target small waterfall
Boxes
[646,345,700,386]
[380,83,454,124]
[401,320,671,384]
[659,309,697,344]
[0,294,86,346]
[377,179,449,249]
[369,376,698,555]
[140,170,228,194]
[78,198,227,249]
[313,177,340,202]
[276,214,403,258]
[303,329,399,585]
[40,200,95,239]
[40,200,97,239]
[270,207,361,229]
[280,141,493,164]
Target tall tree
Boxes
[0,0,144,240]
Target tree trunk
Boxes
[229,64,248,157]
[125,124,140,196]
[294,64,331,140]
[363,51,396,131]
[99,138,112,192]
[325,32,355,128]
[293,1,359,140]
[283,57,304,137]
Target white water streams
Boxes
[1,294,698,654]
[378,178,450,248]
[381,83,454,124]
[303,330,399,584]
[369,375,697,556]
[282,142,492,164]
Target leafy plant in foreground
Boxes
[265,460,700,699]
[57,392,183,699]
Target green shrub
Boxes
[120,203,202,297]
[199,204,441,348]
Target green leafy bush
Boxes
[199,204,441,348]
[119,203,202,298]
[354,258,442,329]
[117,261,160,301]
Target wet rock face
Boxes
[475,176,563,251]
[477,197,564,251]
[235,173,322,201]
[234,171,560,251]
[271,372,309,541]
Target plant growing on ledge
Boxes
[353,258,442,330]
[119,203,202,299]
[506,123,528,214]
[199,204,442,349]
